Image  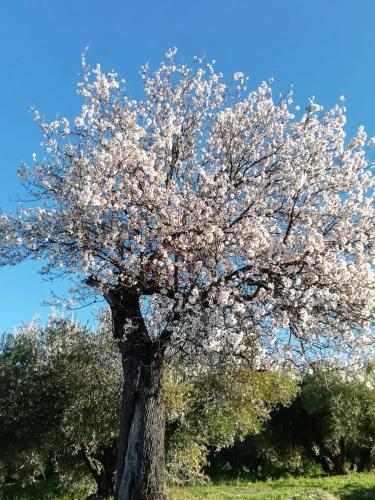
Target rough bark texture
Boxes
[106,288,166,500]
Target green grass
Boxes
[0,482,64,499]
[168,473,375,499]
[2,473,375,499]
[0,479,87,500]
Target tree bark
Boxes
[331,454,348,475]
[107,288,166,500]
[82,444,116,499]
[314,452,332,474]
[333,439,348,475]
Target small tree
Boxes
[297,368,375,475]
[46,313,121,497]
[2,49,374,498]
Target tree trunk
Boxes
[106,288,166,500]
[328,440,348,475]
[356,446,375,472]
[313,450,332,474]
[82,444,116,499]
[331,453,348,475]
[96,472,115,499]
[96,445,117,498]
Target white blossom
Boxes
[2,51,374,371]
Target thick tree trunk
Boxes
[116,344,165,499]
[317,454,333,474]
[106,288,166,500]
[312,448,332,474]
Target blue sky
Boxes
[1,0,375,331]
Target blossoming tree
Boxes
[2,49,374,499]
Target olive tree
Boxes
[252,367,375,476]
[165,364,297,485]
[2,48,374,498]
[46,313,121,497]
[0,321,61,485]
[0,315,121,498]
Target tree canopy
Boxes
[3,49,374,369]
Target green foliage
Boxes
[0,313,120,495]
[210,365,375,479]
[5,311,375,494]
[296,368,375,473]
[165,364,298,485]
[223,367,375,477]
[0,312,297,491]
[0,478,88,499]
[0,321,63,483]
[47,311,121,457]
[300,371,362,453]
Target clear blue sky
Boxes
[1,0,375,331]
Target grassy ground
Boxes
[169,473,375,499]
[2,473,375,499]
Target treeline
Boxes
[1,314,374,498]
[212,368,375,478]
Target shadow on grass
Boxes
[0,480,74,500]
[339,484,375,499]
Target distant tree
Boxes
[300,369,375,474]
[252,368,375,476]
[164,363,297,484]
[2,48,374,498]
